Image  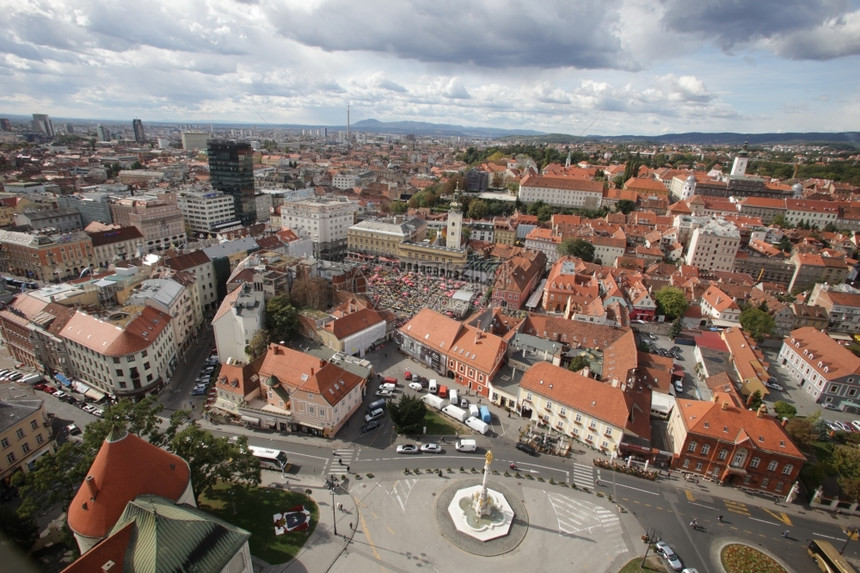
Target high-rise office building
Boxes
[97,124,110,142]
[132,119,145,143]
[31,113,54,136]
[207,140,257,226]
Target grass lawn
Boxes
[198,482,318,565]
[423,409,461,435]
[618,555,664,572]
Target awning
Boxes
[72,381,90,394]
[241,415,261,425]
[54,373,71,387]
[85,388,106,401]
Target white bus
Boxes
[248,446,288,471]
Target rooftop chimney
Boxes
[721,401,728,411]
[86,475,98,501]
[756,404,767,418]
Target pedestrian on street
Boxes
[782,529,790,538]
[339,458,343,465]
[718,514,724,523]
[346,465,350,472]
[349,522,353,530]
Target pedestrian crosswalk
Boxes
[548,494,626,555]
[329,447,355,477]
[572,462,595,489]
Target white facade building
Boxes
[518,174,604,209]
[212,283,265,365]
[684,218,741,273]
[279,198,358,260]
[176,190,238,235]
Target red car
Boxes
[34,383,53,393]
[404,371,412,381]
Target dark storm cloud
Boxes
[266,0,640,71]
[659,0,854,56]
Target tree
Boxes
[467,199,489,220]
[290,277,331,311]
[246,329,271,360]
[832,445,860,501]
[387,395,428,435]
[772,214,791,229]
[615,199,637,214]
[773,401,797,419]
[669,317,683,340]
[169,423,261,503]
[265,293,299,343]
[389,201,408,215]
[0,504,39,554]
[568,355,590,373]
[747,390,763,410]
[558,238,595,262]
[739,307,775,341]
[654,287,689,320]
[785,417,815,449]
[14,396,167,519]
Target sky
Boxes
[1,0,860,136]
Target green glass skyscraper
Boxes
[207,140,257,226]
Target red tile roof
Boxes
[520,362,630,428]
[68,431,190,539]
[259,343,364,405]
[61,306,172,356]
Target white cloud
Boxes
[0,0,856,135]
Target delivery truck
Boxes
[465,416,490,435]
[442,404,469,423]
[422,394,447,411]
[479,405,491,423]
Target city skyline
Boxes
[2,0,859,137]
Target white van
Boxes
[465,416,490,435]
[428,379,438,394]
[469,404,480,418]
[449,388,458,407]
[455,438,477,452]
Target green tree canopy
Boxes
[388,395,428,435]
[246,329,271,360]
[832,444,860,501]
[773,400,797,419]
[568,355,590,373]
[615,199,637,214]
[169,423,261,503]
[654,287,689,320]
[739,307,775,341]
[558,238,595,262]
[785,417,815,449]
[747,390,763,410]
[669,317,683,340]
[389,201,408,215]
[265,293,299,343]
[467,199,489,220]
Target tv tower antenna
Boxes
[347,104,350,150]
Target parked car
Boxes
[396,444,419,454]
[93,409,104,418]
[408,382,423,391]
[34,383,49,392]
[191,387,206,396]
[360,420,380,434]
[648,333,657,340]
[375,388,394,398]
[823,403,839,410]
[765,382,784,391]
[82,404,96,414]
[66,423,81,436]
[53,390,68,400]
[420,443,442,454]
[852,420,860,432]
[404,371,412,381]
[7,372,23,381]
[459,398,469,408]
[515,442,537,456]
[655,541,683,571]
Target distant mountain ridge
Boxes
[351,119,544,138]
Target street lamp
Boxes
[840,525,858,554]
[326,475,338,536]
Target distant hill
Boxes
[584,132,860,146]
[350,119,544,138]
